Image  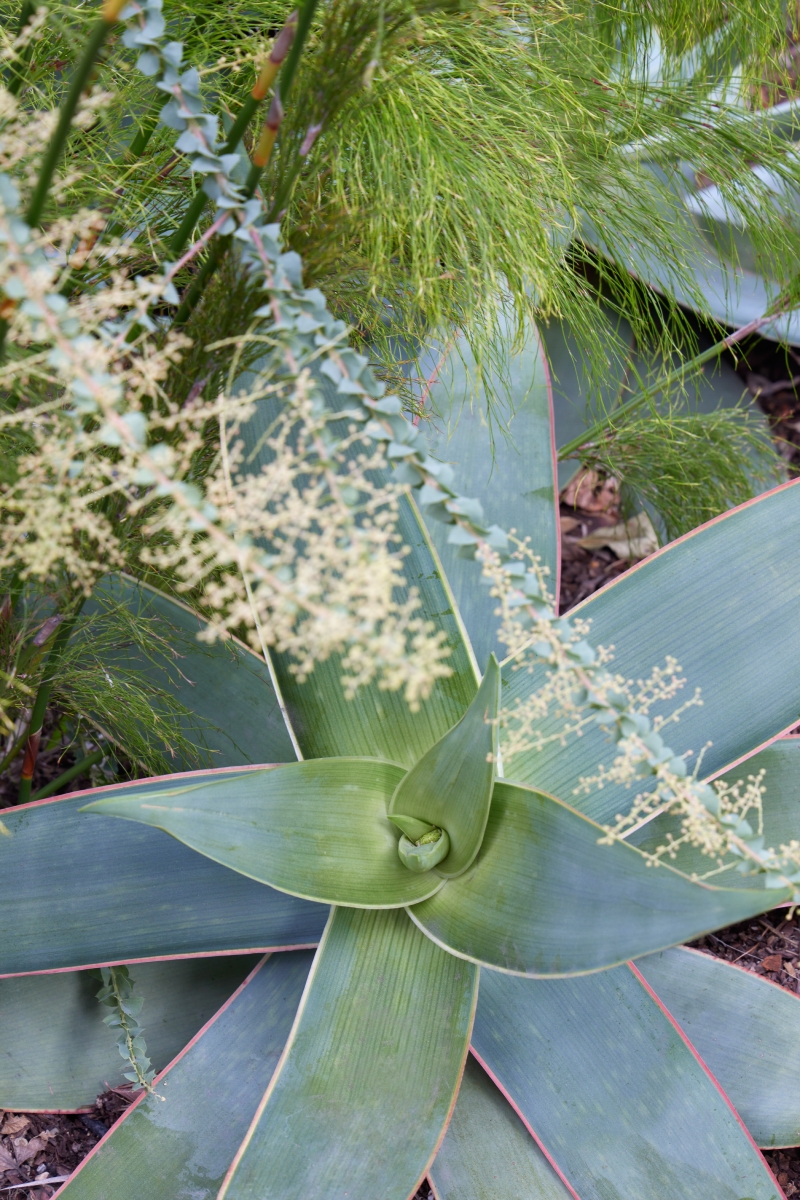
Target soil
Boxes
[728,337,800,476]
[0,1088,135,1197]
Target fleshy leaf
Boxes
[391,814,437,841]
[0,779,327,976]
[82,759,445,908]
[56,952,313,1200]
[388,656,499,878]
[407,781,790,975]
[417,317,559,663]
[88,574,298,766]
[472,964,783,1200]
[638,945,800,1148]
[502,479,800,823]
[0,956,259,1110]
[218,907,478,1200]
[430,1055,572,1200]
[237,384,479,765]
[630,737,800,886]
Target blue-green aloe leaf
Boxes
[472,964,783,1200]
[55,952,313,1200]
[82,759,445,908]
[638,945,800,1148]
[502,479,800,823]
[430,1055,573,1200]
[0,955,260,1111]
[630,737,800,885]
[217,907,478,1200]
[87,574,298,766]
[0,780,328,976]
[388,656,500,878]
[417,318,559,663]
[407,781,790,975]
[584,144,800,344]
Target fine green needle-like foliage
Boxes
[577,405,778,540]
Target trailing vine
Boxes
[94,965,155,1092]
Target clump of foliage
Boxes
[3,1,800,1195]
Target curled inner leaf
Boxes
[388,656,500,878]
[398,828,451,873]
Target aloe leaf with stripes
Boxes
[5,2,800,1199]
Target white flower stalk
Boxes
[0,84,453,706]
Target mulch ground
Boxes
[0,1089,135,1197]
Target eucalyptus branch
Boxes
[171,0,318,324]
[167,10,298,257]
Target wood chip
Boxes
[761,953,784,973]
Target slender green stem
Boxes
[0,729,27,778]
[169,156,236,255]
[172,237,230,325]
[25,16,117,230]
[266,159,303,221]
[31,746,104,800]
[556,312,776,461]
[125,96,163,161]
[6,0,35,97]
[279,0,319,106]
[17,607,82,804]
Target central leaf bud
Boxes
[396,824,451,872]
[387,655,500,877]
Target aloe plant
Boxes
[5,4,800,1197]
[4,351,800,1199]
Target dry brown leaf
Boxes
[561,469,620,516]
[13,1135,46,1164]
[0,1116,30,1137]
[576,512,659,561]
[761,953,784,973]
[0,1143,17,1174]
